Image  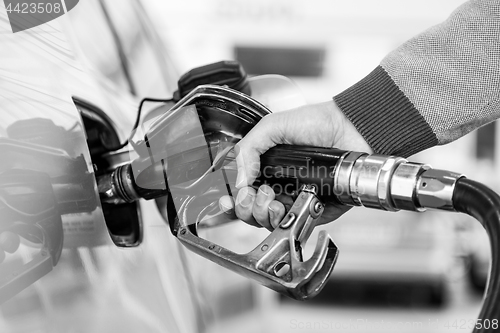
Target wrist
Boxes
[325,100,374,154]
[333,66,437,158]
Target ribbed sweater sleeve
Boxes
[333,0,500,158]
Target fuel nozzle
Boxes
[95,84,465,300]
[94,142,464,301]
[97,146,463,212]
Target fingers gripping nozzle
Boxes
[171,184,338,300]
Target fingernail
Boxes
[256,187,270,205]
[235,169,246,188]
[219,196,234,214]
[219,202,233,214]
[239,191,254,208]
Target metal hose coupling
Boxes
[333,152,464,212]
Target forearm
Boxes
[334,0,500,158]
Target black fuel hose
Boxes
[453,178,500,333]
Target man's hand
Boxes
[221,99,373,229]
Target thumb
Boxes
[235,114,286,188]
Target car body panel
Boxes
[0,1,265,332]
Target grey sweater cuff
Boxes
[333,66,438,158]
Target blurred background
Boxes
[1,0,497,332]
[141,0,497,332]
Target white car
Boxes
[0,1,271,332]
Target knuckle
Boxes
[269,200,284,213]
[259,184,274,195]
[252,204,268,220]
[235,204,251,221]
